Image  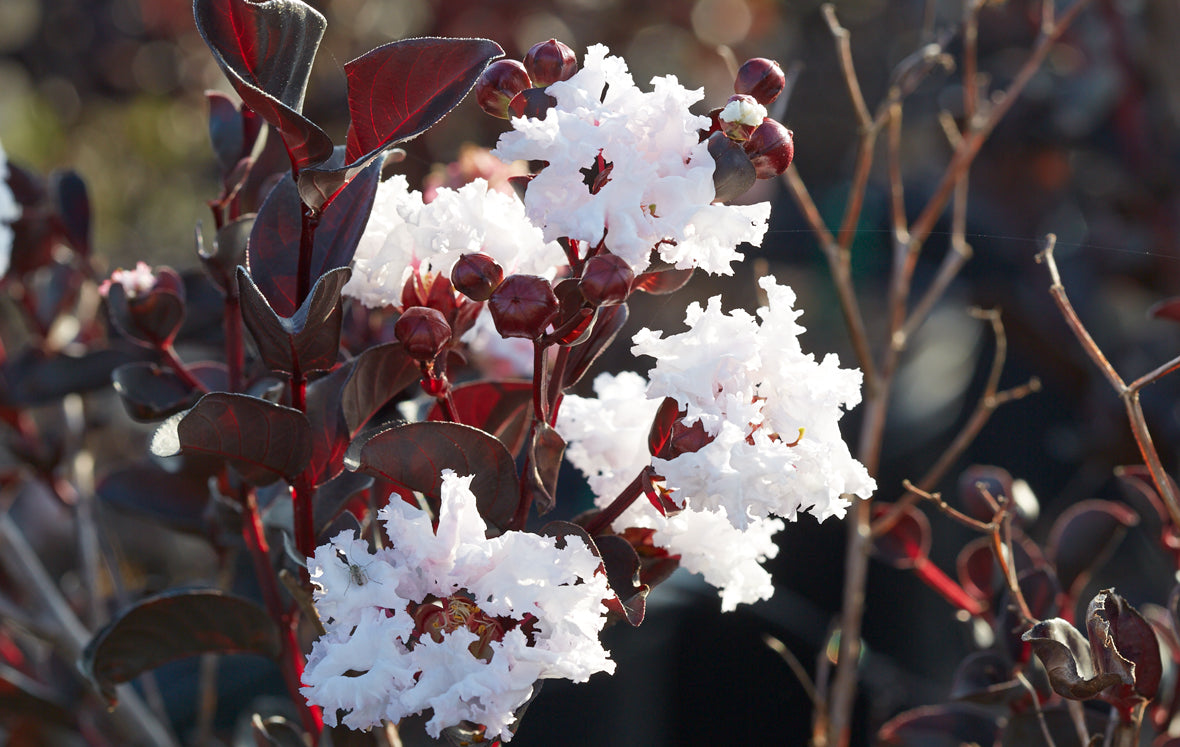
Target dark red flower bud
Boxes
[450,253,504,302]
[734,57,786,105]
[743,119,795,179]
[719,94,763,142]
[509,88,557,119]
[579,254,633,307]
[488,274,559,339]
[475,59,531,119]
[524,39,578,87]
[394,306,452,361]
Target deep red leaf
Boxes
[956,536,996,604]
[526,422,565,516]
[303,363,352,487]
[631,267,694,295]
[194,0,333,170]
[595,534,648,626]
[340,342,420,436]
[562,302,628,388]
[877,704,1000,747]
[958,465,1013,523]
[1149,297,1180,324]
[105,270,186,349]
[343,37,503,164]
[112,362,221,422]
[312,471,373,538]
[238,267,350,375]
[1087,590,1162,706]
[81,589,281,704]
[206,90,245,172]
[51,170,89,256]
[199,215,254,292]
[345,421,518,534]
[1048,500,1138,600]
[96,463,211,535]
[426,380,533,455]
[157,392,313,485]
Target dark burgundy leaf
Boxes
[526,422,565,516]
[958,465,1012,522]
[1023,618,1126,700]
[105,274,186,349]
[0,664,76,727]
[341,341,419,436]
[343,37,503,164]
[112,362,205,421]
[96,463,211,535]
[1115,464,1173,531]
[207,90,245,172]
[631,267,694,295]
[426,380,533,455]
[51,169,89,255]
[307,154,383,267]
[877,703,1000,747]
[199,214,254,292]
[871,503,929,569]
[1149,297,1180,324]
[345,421,518,534]
[562,302,628,388]
[949,650,1022,704]
[647,397,681,458]
[303,363,352,487]
[194,0,333,170]
[706,131,756,203]
[1087,589,1162,705]
[956,536,996,604]
[1048,500,1138,599]
[245,174,302,316]
[1017,566,1061,621]
[238,267,350,375]
[81,589,281,704]
[596,534,648,626]
[0,347,140,407]
[156,392,313,485]
[313,471,373,538]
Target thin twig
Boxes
[821,4,872,128]
[887,102,908,243]
[762,633,820,706]
[1016,671,1058,747]
[900,480,993,532]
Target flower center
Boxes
[410,594,508,661]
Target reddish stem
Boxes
[224,291,244,393]
[910,556,985,616]
[162,345,209,393]
[583,471,648,536]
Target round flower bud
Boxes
[578,254,633,307]
[734,58,786,105]
[475,59,531,119]
[451,252,504,302]
[508,87,557,119]
[523,39,578,87]
[718,94,767,142]
[394,306,452,361]
[488,274,559,339]
[742,119,795,179]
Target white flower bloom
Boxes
[720,97,767,126]
[0,136,18,279]
[344,176,565,309]
[633,276,876,527]
[302,471,614,740]
[99,261,157,299]
[493,44,771,275]
[557,371,782,611]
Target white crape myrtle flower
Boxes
[632,275,876,528]
[343,175,566,308]
[302,471,614,740]
[493,44,771,275]
[0,136,21,278]
[720,97,767,127]
[558,371,783,611]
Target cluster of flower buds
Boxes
[704,58,795,180]
[475,39,578,119]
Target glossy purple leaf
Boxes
[111,362,226,422]
[426,381,533,456]
[343,37,503,164]
[194,0,333,170]
[877,703,1000,746]
[631,267,694,295]
[307,154,383,270]
[958,465,1012,522]
[340,341,419,436]
[0,347,141,407]
[871,503,930,569]
[81,589,281,704]
[562,302,628,388]
[525,422,565,516]
[303,363,352,487]
[345,421,518,534]
[956,536,996,605]
[155,392,313,485]
[1023,617,1127,700]
[313,471,373,538]
[238,267,350,375]
[1017,566,1061,621]
[96,463,211,535]
[706,131,756,203]
[199,214,253,292]
[51,170,89,256]
[207,90,245,172]
[1047,500,1138,600]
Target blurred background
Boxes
[5,0,1180,744]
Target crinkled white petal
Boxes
[0,137,17,278]
[720,97,767,126]
[303,471,613,740]
[493,44,769,275]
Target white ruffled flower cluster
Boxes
[558,371,783,611]
[634,276,876,526]
[302,471,614,740]
[343,176,566,309]
[493,44,771,275]
[0,137,20,279]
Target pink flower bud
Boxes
[488,274,559,339]
[578,254,633,307]
[394,306,452,361]
[718,94,766,142]
[523,39,578,87]
[742,119,795,179]
[450,253,504,302]
[475,59,531,119]
[734,58,786,105]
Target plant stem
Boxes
[583,471,648,536]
